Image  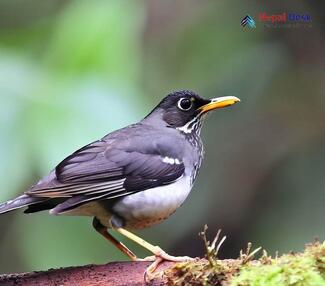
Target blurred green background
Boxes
[0,0,324,274]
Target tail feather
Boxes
[0,194,44,214]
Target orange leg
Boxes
[114,227,193,275]
[92,217,137,261]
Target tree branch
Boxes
[1,239,323,285]
[0,261,174,286]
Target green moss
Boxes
[231,243,325,286]
[163,238,325,286]
[165,259,241,285]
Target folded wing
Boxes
[26,138,184,212]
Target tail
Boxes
[0,194,44,214]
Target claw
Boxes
[136,255,156,262]
[152,246,194,262]
[144,256,164,283]
[144,249,194,282]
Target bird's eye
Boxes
[177,98,193,111]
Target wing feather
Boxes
[27,129,185,208]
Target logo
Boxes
[259,12,311,23]
[241,15,256,28]
[241,12,312,29]
[259,12,312,28]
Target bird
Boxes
[0,90,240,273]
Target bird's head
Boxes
[145,90,240,134]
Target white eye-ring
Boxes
[177,98,193,111]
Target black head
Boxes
[157,90,210,128]
[145,90,240,134]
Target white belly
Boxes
[112,176,192,229]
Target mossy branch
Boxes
[164,226,324,286]
[0,227,324,286]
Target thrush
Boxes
[0,90,239,273]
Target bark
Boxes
[0,261,173,286]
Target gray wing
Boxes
[26,133,185,207]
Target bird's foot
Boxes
[152,246,194,262]
[144,246,194,282]
[138,247,194,262]
[136,255,156,262]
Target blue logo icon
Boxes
[241,15,256,28]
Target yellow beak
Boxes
[199,96,240,113]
